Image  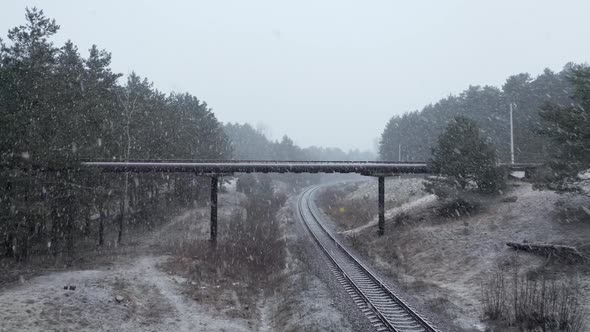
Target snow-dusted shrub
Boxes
[169,176,287,284]
[393,212,410,225]
[424,177,480,217]
[500,196,518,203]
[477,166,507,194]
[482,268,586,331]
[318,187,375,230]
[482,270,509,320]
[436,196,479,218]
[554,199,590,223]
[430,116,506,193]
[423,176,460,200]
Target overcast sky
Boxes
[2,1,590,151]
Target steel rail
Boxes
[297,186,440,332]
[297,188,391,331]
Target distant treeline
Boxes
[379,65,578,162]
[225,122,375,161]
[224,122,376,187]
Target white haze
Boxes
[1,0,590,151]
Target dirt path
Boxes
[1,188,363,332]
[0,209,253,332]
[340,193,437,235]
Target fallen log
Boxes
[506,242,585,263]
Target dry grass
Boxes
[318,186,375,230]
[436,196,481,218]
[162,184,288,322]
[167,210,286,285]
[482,265,586,331]
[554,198,590,224]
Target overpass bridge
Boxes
[81,160,538,242]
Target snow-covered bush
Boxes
[429,116,506,194]
[482,268,586,331]
[424,176,480,217]
[436,196,480,218]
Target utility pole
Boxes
[510,102,515,164]
[398,144,401,161]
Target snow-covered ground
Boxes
[0,183,356,332]
[0,255,262,331]
[317,178,590,331]
[0,209,255,332]
[341,194,437,235]
[344,176,428,206]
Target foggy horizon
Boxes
[2,1,590,152]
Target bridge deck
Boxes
[81,160,430,176]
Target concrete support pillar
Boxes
[378,176,385,236]
[210,176,218,242]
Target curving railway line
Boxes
[297,186,440,332]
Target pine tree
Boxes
[536,64,590,194]
[430,116,505,193]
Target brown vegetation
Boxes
[163,176,288,322]
[554,199,590,224]
[318,184,376,230]
[482,265,586,331]
[166,208,286,285]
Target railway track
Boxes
[297,186,440,332]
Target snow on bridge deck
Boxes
[81,160,430,176]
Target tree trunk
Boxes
[118,197,124,244]
[64,187,75,260]
[50,205,60,257]
[97,199,105,246]
[65,205,74,258]
[154,184,159,209]
[84,206,91,237]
